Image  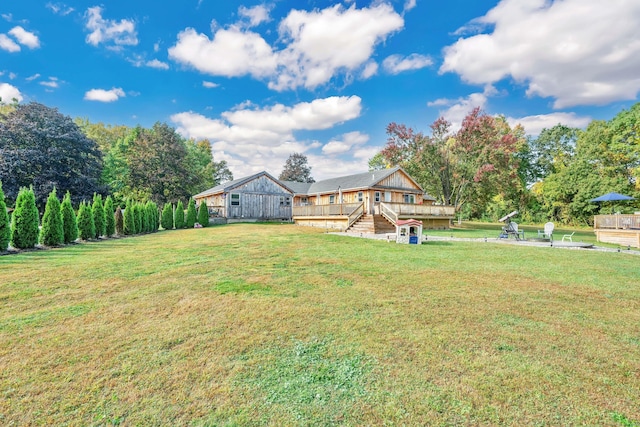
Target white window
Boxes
[280,196,291,206]
[301,197,308,205]
[329,194,335,204]
[403,194,415,204]
[357,191,363,202]
[374,192,381,202]
[231,193,240,206]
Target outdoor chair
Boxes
[510,222,525,240]
[538,222,554,240]
[562,231,575,242]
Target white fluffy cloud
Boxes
[427,86,496,130]
[85,6,138,48]
[171,96,364,179]
[322,131,369,155]
[84,87,125,102]
[382,53,432,74]
[273,3,404,90]
[40,77,60,89]
[0,34,20,52]
[238,5,271,27]
[507,112,592,136]
[169,3,404,91]
[0,83,23,103]
[146,59,169,70]
[202,81,219,88]
[8,26,40,49]
[440,0,640,108]
[168,27,277,78]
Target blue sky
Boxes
[2,0,639,180]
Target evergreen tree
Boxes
[123,199,135,235]
[0,181,10,251]
[77,201,95,241]
[115,206,124,235]
[174,200,185,229]
[134,203,143,234]
[145,201,156,232]
[10,187,39,249]
[104,196,115,237]
[197,200,209,227]
[92,193,105,238]
[161,203,174,230]
[61,191,78,244]
[40,188,64,246]
[185,198,196,228]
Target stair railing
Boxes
[379,202,398,225]
[346,202,365,229]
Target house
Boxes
[193,166,455,231]
[192,171,294,222]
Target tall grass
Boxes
[1,224,638,425]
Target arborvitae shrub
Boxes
[61,191,78,244]
[145,202,155,232]
[161,203,174,230]
[123,199,134,235]
[0,181,11,251]
[104,196,115,237]
[185,199,196,228]
[115,206,124,235]
[11,187,39,249]
[92,194,105,238]
[40,188,64,246]
[174,200,185,229]
[134,203,143,234]
[77,201,95,240]
[197,200,209,227]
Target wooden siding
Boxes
[375,170,422,192]
[595,230,640,248]
[227,175,292,220]
[294,216,349,231]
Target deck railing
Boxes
[594,214,640,230]
[347,203,365,228]
[292,202,362,217]
[380,202,455,218]
[380,203,398,224]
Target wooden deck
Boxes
[594,214,640,248]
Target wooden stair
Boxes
[347,214,396,234]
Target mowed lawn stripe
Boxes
[0,224,638,425]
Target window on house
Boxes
[329,194,335,204]
[280,196,291,206]
[384,191,392,202]
[374,192,381,202]
[231,193,240,206]
[301,197,308,205]
[357,191,363,202]
[403,194,415,204]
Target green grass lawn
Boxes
[1,224,639,426]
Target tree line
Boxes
[0,101,232,210]
[0,181,212,252]
[371,103,640,225]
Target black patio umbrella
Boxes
[590,192,635,202]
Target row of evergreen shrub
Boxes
[1,180,210,252]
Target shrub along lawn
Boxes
[1,224,639,425]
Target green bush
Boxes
[40,188,64,246]
[185,199,196,228]
[61,191,78,244]
[77,201,95,241]
[134,203,143,234]
[145,201,157,232]
[10,187,39,249]
[123,199,135,235]
[104,196,115,237]
[92,194,105,238]
[115,206,124,235]
[161,203,174,230]
[197,200,209,227]
[175,200,185,229]
[0,181,10,251]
